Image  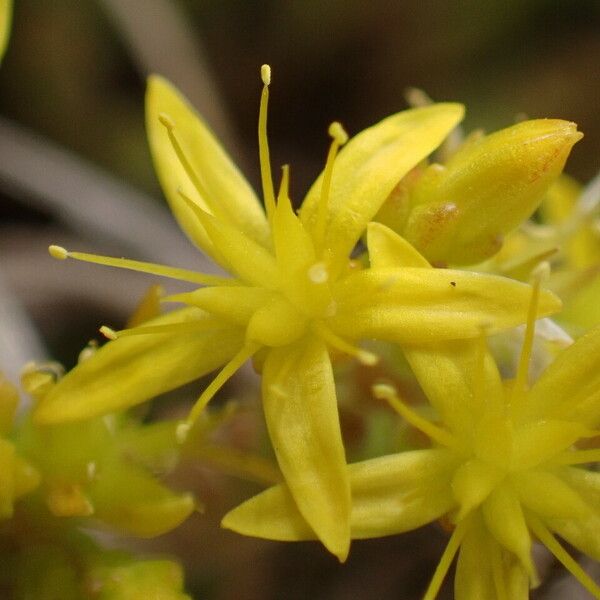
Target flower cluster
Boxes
[3,15,599,592]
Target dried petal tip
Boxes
[328,121,349,145]
[158,112,175,130]
[48,245,68,260]
[99,325,118,341]
[261,64,271,86]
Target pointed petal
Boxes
[34,308,244,423]
[404,339,504,437]
[300,104,464,274]
[455,515,529,600]
[0,0,12,65]
[89,462,195,537]
[482,485,533,575]
[166,286,274,327]
[146,76,269,258]
[330,268,561,344]
[222,449,456,543]
[261,338,350,560]
[367,222,430,269]
[545,467,600,560]
[523,324,600,426]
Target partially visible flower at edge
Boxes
[223,249,600,598]
[36,67,561,560]
[0,0,12,64]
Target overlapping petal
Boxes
[0,0,12,64]
[261,337,350,560]
[329,268,561,344]
[34,308,244,423]
[300,103,464,275]
[146,76,270,260]
[222,448,456,541]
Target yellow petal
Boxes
[455,515,529,600]
[166,286,274,327]
[34,308,244,423]
[404,339,504,438]
[330,268,561,344]
[300,103,464,275]
[145,76,269,258]
[514,469,588,519]
[523,323,600,425]
[401,119,582,265]
[89,463,195,537]
[0,0,12,64]
[545,467,600,560]
[261,337,350,560]
[0,438,15,518]
[366,222,430,269]
[0,374,18,435]
[482,485,533,576]
[452,459,503,519]
[222,448,456,542]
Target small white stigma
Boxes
[261,64,271,86]
[158,112,175,130]
[99,326,118,341]
[328,121,348,146]
[48,245,68,260]
[373,383,397,401]
[308,262,329,284]
[357,349,379,367]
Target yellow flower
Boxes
[222,261,600,599]
[36,67,560,560]
[0,0,12,64]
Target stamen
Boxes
[48,245,231,286]
[99,320,220,340]
[373,384,458,449]
[528,515,600,599]
[422,518,468,600]
[186,344,260,427]
[314,121,348,254]
[313,323,377,366]
[258,64,276,222]
[513,262,550,397]
[158,112,226,220]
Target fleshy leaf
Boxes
[34,308,244,423]
[146,76,270,260]
[330,268,561,344]
[300,103,464,275]
[261,337,350,560]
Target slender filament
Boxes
[259,64,276,222]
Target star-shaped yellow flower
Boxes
[36,67,560,560]
[223,257,600,598]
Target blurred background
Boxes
[0,1,599,598]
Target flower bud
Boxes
[383,119,582,265]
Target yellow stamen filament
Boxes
[552,448,600,466]
[373,384,458,449]
[528,516,600,599]
[422,518,468,600]
[259,64,276,222]
[313,323,377,366]
[186,344,259,426]
[100,320,221,339]
[513,262,550,398]
[48,245,230,286]
[158,113,226,221]
[314,121,348,253]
